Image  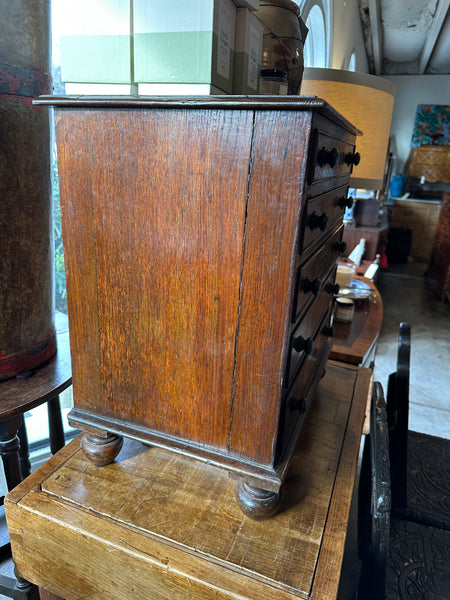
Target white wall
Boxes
[384,74,450,174]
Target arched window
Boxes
[348,51,356,71]
[300,1,331,68]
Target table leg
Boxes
[0,417,24,491]
[47,396,65,454]
[18,416,31,480]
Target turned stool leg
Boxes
[236,481,281,520]
[47,395,65,454]
[17,416,31,480]
[80,432,123,466]
[0,417,24,491]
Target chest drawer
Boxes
[391,201,440,224]
[306,114,359,195]
[293,226,343,323]
[300,186,350,254]
[278,306,333,456]
[286,270,336,388]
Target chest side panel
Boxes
[59,107,254,450]
[229,110,312,464]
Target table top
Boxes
[0,331,72,420]
[6,361,371,600]
[329,277,383,366]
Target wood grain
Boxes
[329,277,383,366]
[49,96,358,493]
[229,109,312,463]
[6,362,370,600]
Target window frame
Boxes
[300,0,332,68]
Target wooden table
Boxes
[0,330,72,599]
[330,277,383,367]
[6,361,371,600]
[0,331,72,489]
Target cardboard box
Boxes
[133,0,236,93]
[233,8,263,94]
[59,0,132,83]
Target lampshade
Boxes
[301,68,396,189]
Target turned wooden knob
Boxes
[338,195,354,209]
[302,277,322,296]
[293,335,313,354]
[308,211,329,231]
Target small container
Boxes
[334,297,355,323]
[260,69,288,94]
[335,263,356,289]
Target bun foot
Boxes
[236,481,281,520]
[80,432,123,466]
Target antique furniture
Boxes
[388,198,440,262]
[35,95,359,518]
[342,212,388,262]
[358,335,450,600]
[0,330,71,599]
[329,276,383,368]
[5,361,371,600]
[427,192,450,301]
[404,145,450,184]
[0,331,70,489]
[387,323,450,529]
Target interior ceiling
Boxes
[359,0,450,75]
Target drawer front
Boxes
[279,307,333,451]
[286,276,335,388]
[300,186,350,254]
[306,115,358,195]
[391,201,440,224]
[309,132,356,184]
[293,226,343,323]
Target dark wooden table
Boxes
[0,331,72,599]
[330,277,383,367]
[0,331,72,490]
[6,361,371,600]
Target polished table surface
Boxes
[330,276,383,367]
[6,361,371,600]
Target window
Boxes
[300,0,331,68]
[348,51,356,71]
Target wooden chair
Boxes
[357,321,450,599]
[358,381,450,600]
[386,322,450,529]
[357,382,390,600]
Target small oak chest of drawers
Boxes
[37,96,359,518]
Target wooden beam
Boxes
[368,0,383,74]
[419,0,450,73]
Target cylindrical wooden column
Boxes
[0,0,56,379]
